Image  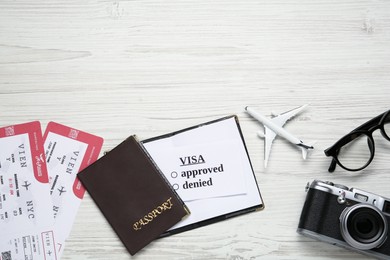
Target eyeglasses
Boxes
[324,110,390,172]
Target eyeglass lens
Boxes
[337,133,374,170]
[336,111,390,171]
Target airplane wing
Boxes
[269,104,308,127]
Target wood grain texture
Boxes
[1,0,390,259]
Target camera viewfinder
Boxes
[354,193,368,202]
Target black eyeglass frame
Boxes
[324,110,390,172]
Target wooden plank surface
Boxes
[1,0,390,259]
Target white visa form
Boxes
[143,116,263,231]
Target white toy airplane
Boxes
[245,104,314,168]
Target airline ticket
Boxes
[0,121,57,260]
[0,121,53,233]
[43,122,103,253]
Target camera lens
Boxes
[350,209,380,240]
[340,204,388,250]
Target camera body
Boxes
[297,180,390,259]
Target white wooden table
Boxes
[1,0,390,259]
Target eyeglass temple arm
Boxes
[328,158,337,172]
[350,112,384,132]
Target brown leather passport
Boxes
[77,135,189,255]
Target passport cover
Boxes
[77,135,190,255]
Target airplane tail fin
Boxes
[301,147,309,160]
[300,141,316,160]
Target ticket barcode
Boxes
[1,251,12,260]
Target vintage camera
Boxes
[297,180,390,259]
